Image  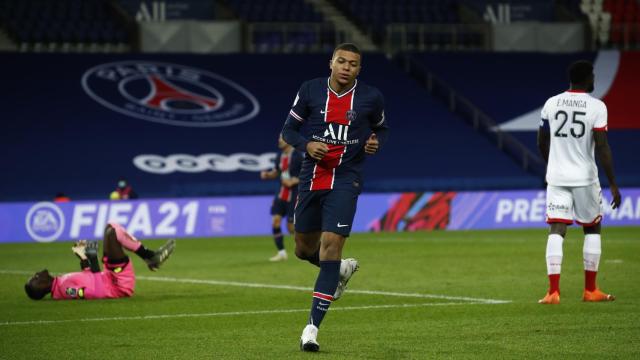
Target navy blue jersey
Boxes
[282,77,388,191]
[275,149,303,201]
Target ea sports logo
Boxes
[81,61,260,127]
[25,202,65,243]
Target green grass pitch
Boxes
[1,227,639,359]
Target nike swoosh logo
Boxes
[320,109,330,114]
[337,223,349,228]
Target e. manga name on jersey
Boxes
[556,99,587,108]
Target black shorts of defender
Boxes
[270,196,295,223]
[294,189,359,237]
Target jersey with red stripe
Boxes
[540,90,608,186]
[276,149,303,201]
[287,78,386,191]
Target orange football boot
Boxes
[538,291,560,304]
[583,289,615,302]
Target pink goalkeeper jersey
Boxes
[51,270,107,300]
[51,261,136,300]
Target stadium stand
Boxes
[406,51,639,186]
[0,0,133,52]
[562,0,640,48]
[0,52,539,201]
[0,0,637,202]
[330,0,488,50]
[224,0,323,22]
[220,0,334,53]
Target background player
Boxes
[24,222,175,300]
[260,134,303,261]
[537,60,621,305]
[281,43,389,351]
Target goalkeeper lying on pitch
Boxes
[24,222,175,300]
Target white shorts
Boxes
[546,183,603,226]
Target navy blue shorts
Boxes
[294,189,359,237]
[270,196,295,222]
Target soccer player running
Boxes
[282,43,389,351]
[260,134,303,261]
[537,60,621,305]
[24,222,175,300]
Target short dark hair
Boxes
[24,282,48,300]
[333,43,361,57]
[568,60,593,85]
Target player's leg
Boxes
[103,224,127,260]
[106,222,175,271]
[574,184,614,301]
[269,197,287,261]
[270,214,287,262]
[285,195,296,235]
[294,190,323,267]
[300,190,358,352]
[540,185,573,304]
[101,224,136,297]
[286,219,295,235]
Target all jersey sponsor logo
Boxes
[25,202,66,242]
[82,61,260,127]
[323,123,349,141]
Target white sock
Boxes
[278,249,287,256]
[546,234,564,275]
[583,234,602,272]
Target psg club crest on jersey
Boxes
[81,61,260,128]
[346,110,357,122]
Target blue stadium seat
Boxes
[1,0,128,45]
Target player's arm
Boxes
[281,176,300,188]
[260,169,279,180]
[365,91,389,155]
[282,119,327,160]
[72,240,91,270]
[282,151,302,188]
[537,118,550,163]
[72,240,101,272]
[281,82,328,160]
[594,131,621,209]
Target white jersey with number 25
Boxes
[540,90,608,187]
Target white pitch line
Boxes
[0,302,482,327]
[136,275,510,304]
[2,269,511,304]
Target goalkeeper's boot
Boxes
[145,238,176,271]
[333,258,359,300]
[300,324,319,352]
[583,288,615,302]
[538,291,560,304]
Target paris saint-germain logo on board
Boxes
[81,61,260,128]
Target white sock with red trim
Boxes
[546,234,564,275]
[583,234,601,272]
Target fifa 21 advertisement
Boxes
[1,189,638,243]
